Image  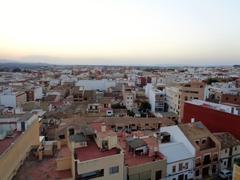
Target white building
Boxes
[188,99,240,116]
[145,83,166,113]
[33,86,43,100]
[165,86,180,115]
[159,126,195,180]
[0,88,26,108]
[0,90,16,108]
[75,79,116,91]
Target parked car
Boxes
[219,169,232,179]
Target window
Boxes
[195,169,200,176]
[155,170,162,180]
[202,139,206,144]
[195,140,199,145]
[59,134,65,139]
[225,149,228,153]
[235,147,238,151]
[212,165,217,174]
[109,166,119,175]
[179,163,183,171]
[185,162,189,169]
[80,169,104,179]
[172,165,176,173]
[68,128,74,135]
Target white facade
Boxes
[188,99,240,116]
[34,86,43,100]
[145,83,165,112]
[166,86,180,115]
[75,79,116,91]
[0,90,17,108]
[160,126,196,180]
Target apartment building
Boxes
[166,81,205,121]
[145,83,166,113]
[233,159,240,180]
[159,126,195,180]
[105,117,175,132]
[0,88,27,108]
[56,122,124,180]
[214,132,240,172]
[122,85,136,110]
[182,100,240,139]
[25,86,43,101]
[72,86,85,102]
[119,134,167,180]
[75,79,116,91]
[179,121,221,179]
[0,113,40,180]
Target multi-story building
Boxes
[145,83,166,113]
[214,132,240,172]
[119,134,167,180]
[159,126,195,180]
[72,86,85,102]
[56,121,168,180]
[166,81,205,121]
[182,100,240,139]
[0,88,26,108]
[25,86,43,101]
[179,121,221,179]
[0,113,40,180]
[122,85,136,110]
[233,159,240,180]
[75,79,116,91]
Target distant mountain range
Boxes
[0,59,238,68]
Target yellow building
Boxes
[233,160,240,180]
[0,114,40,180]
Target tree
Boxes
[127,110,135,117]
[12,67,21,72]
[139,101,151,112]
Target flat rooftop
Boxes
[14,156,72,180]
[186,100,240,115]
[75,141,120,162]
[118,135,165,167]
[0,131,21,156]
[57,145,71,158]
[160,142,194,163]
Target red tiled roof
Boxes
[0,131,21,155]
[75,141,120,161]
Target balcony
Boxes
[203,155,211,165]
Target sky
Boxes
[0,0,240,65]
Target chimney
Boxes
[191,118,195,123]
[101,123,106,132]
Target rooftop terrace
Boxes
[75,141,120,162]
[0,130,21,155]
[118,135,165,167]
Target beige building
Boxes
[233,160,240,180]
[166,80,205,121]
[0,114,40,180]
[122,85,136,110]
[56,122,124,180]
[55,120,168,180]
[214,132,240,172]
[179,121,221,179]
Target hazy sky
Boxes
[0,0,240,65]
